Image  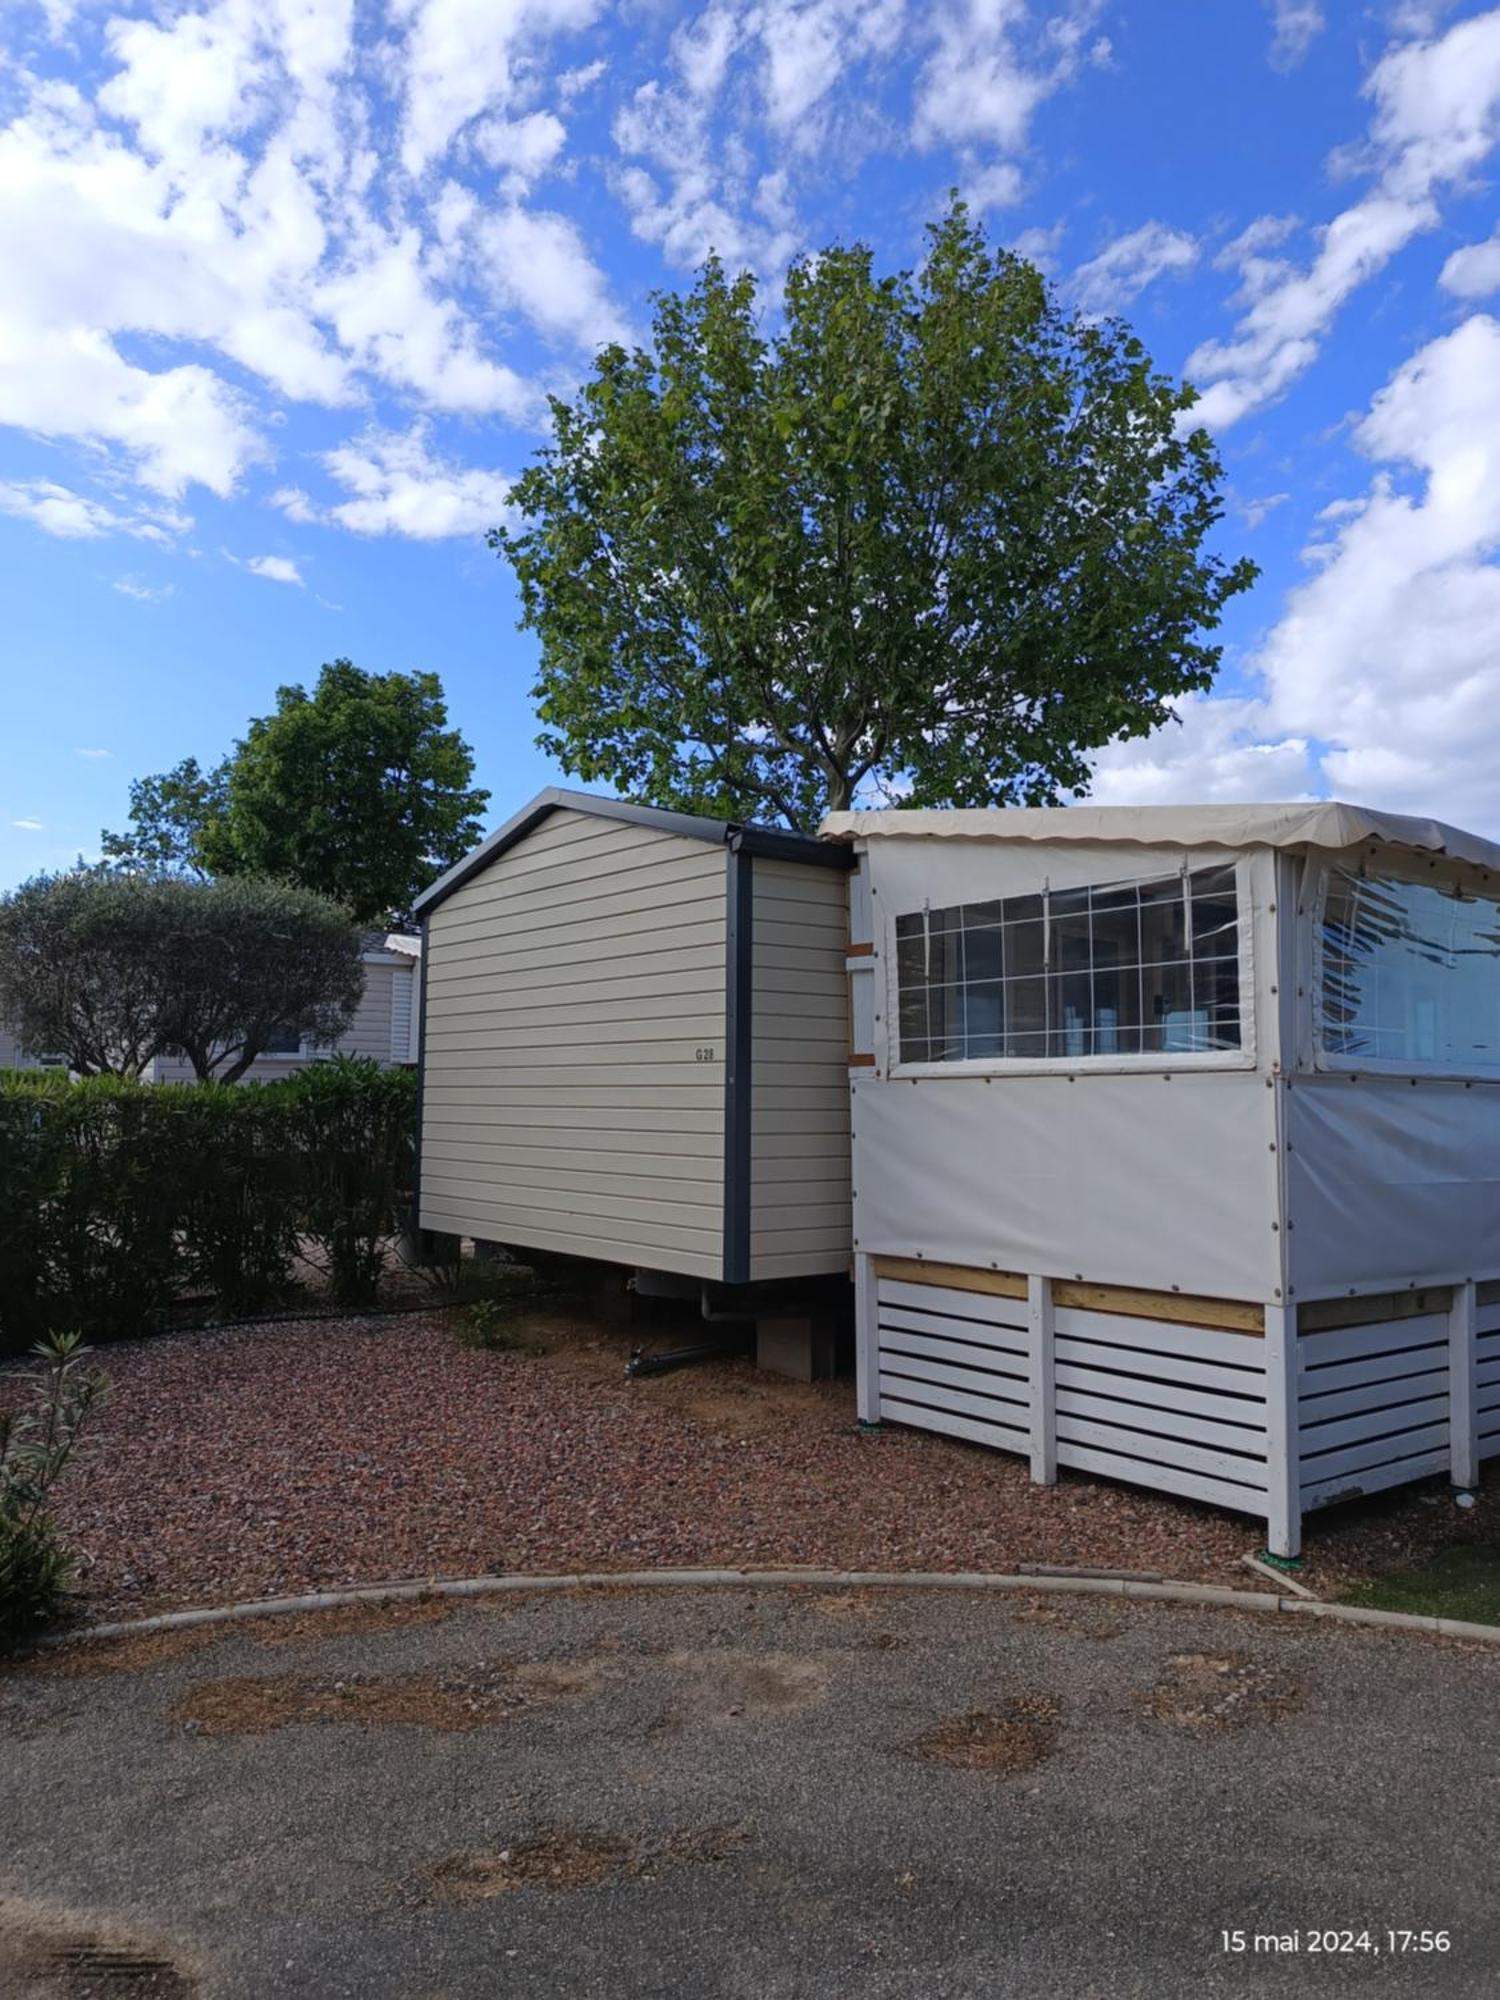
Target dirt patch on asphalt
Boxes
[662,1649,828,1724]
[1012,1592,1127,1641]
[911,1694,1063,1775]
[250,1596,456,1647]
[17,1628,221,1679]
[171,1657,604,1737]
[427,1825,751,1900]
[0,1899,196,1997]
[1140,1652,1302,1731]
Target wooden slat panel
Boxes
[878,1301,1029,1350]
[1292,1343,1450,1397]
[1297,1368,1447,1424]
[1299,1287,1453,1333]
[1056,1388,1265,1456]
[873,1258,1026,1299]
[878,1398,1029,1455]
[1055,1334,1264,1398]
[1053,1308,1267,1371]
[1056,1414,1267,1485]
[1295,1315,1448,1368]
[877,1372,1029,1423]
[1299,1397,1449,1454]
[1298,1422,1449,1488]
[1057,1440,1268,1510]
[879,1344,1028,1393]
[1052,1281,1263,1335]
[878,1278,1028,1331]
[1302,1448,1452,1510]
[879,1328,1031,1377]
[1054,1362,1266,1430]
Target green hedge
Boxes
[0,1058,416,1350]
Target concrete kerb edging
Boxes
[40,1568,1500,1650]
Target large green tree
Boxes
[0,872,362,1082]
[494,203,1257,830]
[103,662,488,923]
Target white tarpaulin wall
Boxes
[850,838,1282,1304]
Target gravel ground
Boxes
[5,1307,1497,1621]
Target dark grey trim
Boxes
[413,786,850,917]
[411,914,430,1239]
[722,845,754,1286]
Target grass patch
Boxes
[1341,1543,1500,1625]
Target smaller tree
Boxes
[98,757,227,878]
[0,873,363,1082]
[160,876,364,1083]
[0,872,182,1078]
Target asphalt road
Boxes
[2,1584,1496,1999]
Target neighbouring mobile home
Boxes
[826,801,1500,1557]
[411,790,853,1311]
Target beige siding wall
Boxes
[420,809,729,1279]
[748,857,852,1280]
[148,959,405,1083]
[0,1027,43,1070]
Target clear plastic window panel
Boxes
[1320,866,1500,1069]
[894,864,1242,1065]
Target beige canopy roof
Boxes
[818,801,1500,874]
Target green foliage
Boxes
[0,871,362,1082]
[103,661,488,924]
[455,1292,545,1354]
[496,200,1257,829]
[0,1331,110,1652]
[0,1063,418,1349]
[283,1057,417,1307]
[99,757,226,877]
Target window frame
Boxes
[883,855,1258,1079]
[1310,856,1500,1081]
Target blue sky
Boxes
[4,0,1500,889]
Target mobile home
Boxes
[827,802,1500,1557]
[411,790,853,1317]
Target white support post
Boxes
[1449,1280,1479,1492]
[854,1253,879,1424]
[1028,1274,1057,1486]
[1262,1302,1301,1560]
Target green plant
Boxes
[176,1085,299,1313]
[0,1332,110,1652]
[283,1056,417,1305]
[455,1294,545,1354]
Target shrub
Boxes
[281,1056,417,1306]
[0,1332,110,1652]
[175,1085,299,1314]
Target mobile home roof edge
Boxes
[817,800,1500,874]
[413,786,850,915]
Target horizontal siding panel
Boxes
[1055,1335,1263,1399]
[1057,1441,1268,1511]
[879,1278,1029,1331]
[1293,1343,1448,1397]
[879,1397,1029,1454]
[1297,1314,1449,1368]
[428,925,726,984]
[431,890,727,957]
[424,1056,723,1085]
[421,1187,720,1252]
[1053,1361,1265,1428]
[421,1207,722,1281]
[878,1371,1029,1423]
[424,1129,721,1165]
[423,1081,723,1111]
[1052,1307,1264,1370]
[424,1014,725,1053]
[437,838,725,917]
[1302,1447,1453,1509]
[1056,1387,1266,1456]
[1056,1414,1267,1485]
[1297,1368,1447,1423]
[1299,1422,1449,1488]
[1299,1397,1449,1454]
[421,1170,719,1227]
[878,1326,1030,1375]
[879,1304,1028,1355]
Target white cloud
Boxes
[1267,1,1325,72]
[1117,314,1500,833]
[1086,694,1313,807]
[243,553,304,584]
[12,819,45,832]
[913,0,1104,153]
[393,0,603,174]
[75,747,115,758]
[1189,7,1500,429]
[474,109,568,190]
[477,205,627,347]
[0,477,188,541]
[113,577,176,601]
[1441,227,1500,298]
[283,425,515,539]
[1070,221,1198,313]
